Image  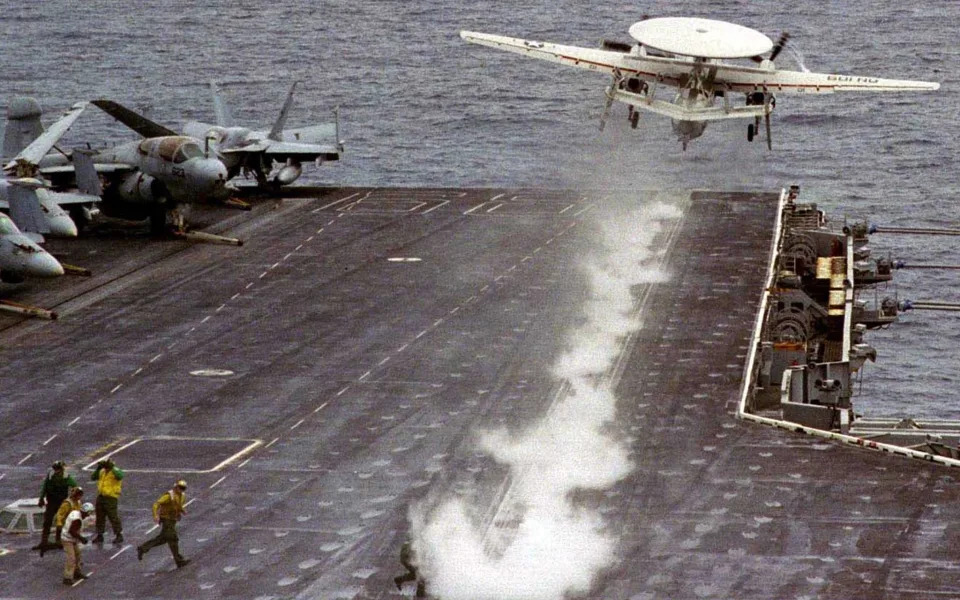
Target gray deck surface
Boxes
[1,188,958,599]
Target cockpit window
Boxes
[173,142,203,163]
[0,214,18,235]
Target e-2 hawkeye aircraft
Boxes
[461,17,940,150]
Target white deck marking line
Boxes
[316,228,324,234]
[489,193,505,201]
[185,498,196,507]
[270,262,280,269]
[209,476,227,489]
[133,367,143,376]
[283,253,293,261]
[422,200,448,214]
[0,474,5,481]
[465,202,487,215]
[259,272,268,279]
[415,330,427,339]
[480,285,490,292]
[396,344,408,353]
[559,204,575,214]
[265,438,280,448]
[216,304,226,312]
[200,316,211,324]
[336,386,350,396]
[110,384,122,394]
[378,357,391,366]
[245,282,254,289]
[466,295,478,303]
[313,402,329,414]
[407,202,427,212]
[534,247,542,253]
[508,265,517,271]
[509,195,517,201]
[186,327,195,335]
[290,419,305,430]
[433,319,444,327]
[359,371,371,381]
[109,545,131,560]
[545,238,554,245]
[449,307,460,315]
[237,457,252,469]
[327,218,337,225]
[145,524,159,534]
[231,293,240,300]
[17,453,33,465]
[68,417,80,427]
[494,276,504,282]
[573,204,594,217]
[43,434,57,446]
[150,354,162,363]
[486,203,503,213]
[306,236,314,242]
[312,193,360,213]
[168,341,179,349]
[295,244,304,252]
[522,256,532,262]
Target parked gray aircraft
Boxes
[1,98,99,237]
[91,82,342,188]
[0,212,62,283]
[39,108,232,233]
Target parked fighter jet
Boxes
[0,211,63,283]
[38,106,232,233]
[1,99,99,237]
[90,82,342,188]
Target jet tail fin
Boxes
[3,97,44,159]
[210,81,234,127]
[73,149,102,196]
[268,81,300,142]
[8,184,49,235]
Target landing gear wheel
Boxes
[630,111,639,129]
[747,123,755,142]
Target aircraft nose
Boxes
[25,251,64,278]
[48,214,78,238]
[193,159,230,197]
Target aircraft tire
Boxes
[630,112,640,129]
[747,124,755,142]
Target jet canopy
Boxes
[138,136,205,164]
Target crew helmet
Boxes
[80,502,94,513]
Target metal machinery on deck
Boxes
[742,186,960,464]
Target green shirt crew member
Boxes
[37,461,77,552]
[91,458,124,544]
[137,480,191,568]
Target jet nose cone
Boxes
[48,215,78,238]
[26,251,64,278]
[193,159,231,198]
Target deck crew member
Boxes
[393,539,426,597]
[137,480,191,568]
[36,461,77,553]
[62,502,93,585]
[91,458,125,544]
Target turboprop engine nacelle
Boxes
[117,173,164,204]
[275,162,302,185]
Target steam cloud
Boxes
[410,201,683,600]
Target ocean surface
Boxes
[2,0,958,419]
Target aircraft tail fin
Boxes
[8,183,49,235]
[3,97,44,159]
[268,81,300,142]
[73,149,102,196]
[210,81,234,127]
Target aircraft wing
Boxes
[711,65,941,95]
[40,163,134,175]
[461,31,628,77]
[91,99,177,138]
[222,141,341,161]
[3,101,87,173]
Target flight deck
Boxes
[2,188,959,599]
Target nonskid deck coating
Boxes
[0,188,957,599]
